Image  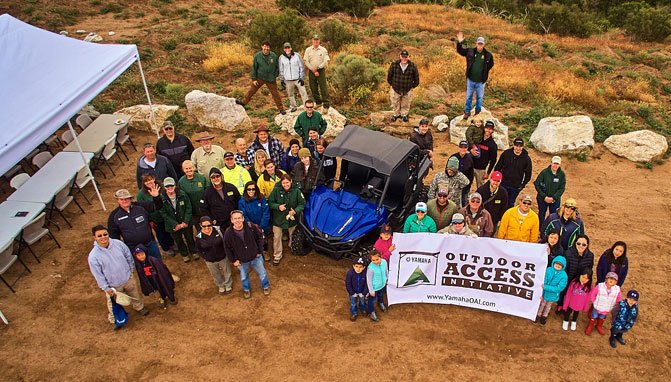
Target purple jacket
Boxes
[596,251,628,286]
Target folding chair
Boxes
[97,134,120,176]
[0,241,31,294]
[61,130,76,145]
[115,124,136,160]
[31,151,53,169]
[10,173,30,190]
[75,114,93,131]
[52,181,85,228]
[21,212,60,262]
[71,166,95,205]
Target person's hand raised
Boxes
[457,31,464,42]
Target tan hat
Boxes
[114,189,132,199]
[564,198,577,208]
[195,131,215,141]
[113,289,136,307]
[298,148,311,158]
[520,194,533,203]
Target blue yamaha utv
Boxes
[291,125,432,260]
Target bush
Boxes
[320,18,358,51]
[163,83,189,107]
[615,3,671,42]
[277,0,375,17]
[527,2,604,38]
[592,113,637,142]
[330,54,385,105]
[246,9,309,55]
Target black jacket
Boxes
[108,197,163,248]
[476,182,508,227]
[494,148,532,189]
[223,222,264,263]
[136,154,177,190]
[472,136,498,172]
[456,42,494,83]
[199,183,241,229]
[450,152,474,183]
[155,133,194,174]
[564,247,595,283]
[410,128,433,158]
[195,228,227,262]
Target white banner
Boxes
[387,233,548,320]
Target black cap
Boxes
[400,49,409,56]
[513,138,524,146]
[224,151,234,158]
[209,167,222,177]
[485,120,495,128]
[459,140,468,148]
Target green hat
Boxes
[298,148,311,158]
[312,34,320,40]
[283,42,291,48]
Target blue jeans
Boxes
[464,78,485,114]
[503,185,522,207]
[367,287,386,313]
[591,310,607,319]
[537,196,561,227]
[349,296,367,316]
[237,256,270,292]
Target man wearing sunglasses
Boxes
[155,121,194,180]
[88,225,149,329]
[496,194,539,243]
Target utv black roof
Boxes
[324,125,418,176]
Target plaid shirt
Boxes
[250,136,284,165]
[387,59,419,95]
[235,148,256,169]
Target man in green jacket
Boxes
[533,156,566,226]
[178,160,209,225]
[293,99,327,146]
[160,177,198,262]
[237,40,286,115]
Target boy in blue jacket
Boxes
[609,289,639,348]
[535,256,568,325]
[345,257,369,321]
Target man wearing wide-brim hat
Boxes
[190,131,226,177]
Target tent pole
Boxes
[136,56,159,138]
[67,121,106,211]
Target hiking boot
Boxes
[609,336,617,348]
[272,258,281,266]
[263,288,270,296]
[562,321,569,331]
[158,297,166,308]
[570,321,577,331]
[235,99,245,106]
[279,109,287,115]
[243,290,251,299]
[290,107,297,112]
[225,289,232,295]
[168,297,178,305]
[474,110,481,116]
[114,325,124,331]
[539,316,547,325]
[139,307,150,316]
[182,256,191,263]
[391,115,400,122]
[191,253,200,261]
[370,311,379,322]
[616,333,626,345]
[532,317,538,325]
[350,314,358,322]
[263,252,270,261]
[463,112,471,120]
[218,287,226,295]
[379,303,388,313]
[402,115,409,123]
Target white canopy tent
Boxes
[0,14,156,209]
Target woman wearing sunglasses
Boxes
[238,181,271,261]
[559,234,594,309]
[541,198,585,251]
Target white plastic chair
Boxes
[115,124,136,160]
[21,212,60,262]
[31,152,53,169]
[98,133,119,176]
[0,241,31,294]
[10,173,30,190]
[75,114,93,131]
[72,166,94,205]
[53,181,85,228]
[61,130,76,145]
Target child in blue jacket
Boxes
[345,256,369,321]
[366,250,389,322]
[609,289,639,348]
[535,255,568,325]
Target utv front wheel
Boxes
[290,228,308,256]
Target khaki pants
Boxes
[390,88,413,116]
[272,225,296,261]
[205,258,233,292]
[105,276,144,324]
[285,80,308,108]
[473,169,487,189]
[242,79,284,110]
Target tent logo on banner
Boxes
[397,251,440,288]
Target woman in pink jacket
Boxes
[561,268,593,331]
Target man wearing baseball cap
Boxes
[496,193,539,243]
[476,170,508,230]
[438,213,478,237]
[471,120,498,189]
[534,155,566,226]
[427,185,458,231]
[456,32,494,119]
[494,136,532,207]
[403,202,437,233]
[108,186,164,260]
[222,151,252,194]
[450,140,475,206]
[200,167,241,230]
[303,34,331,110]
[190,131,226,176]
[387,49,420,123]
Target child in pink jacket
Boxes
[585,272,621,335]
[373,224,395,266]
[561,268,593,331]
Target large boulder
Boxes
[449,108,509,149]
[275,106,346,138]
[115,104,179,133]
[530,116,594,154]
[185,90,252,131]
[603,130,669,162]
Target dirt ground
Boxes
[1,125,669,381]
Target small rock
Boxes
[432,115,449,127]
[59,31,68,36]
[436,122,449,132]
[108,31,116,36]
[603,130,668,162]
[76,29,86,34]
[83,32,103,42]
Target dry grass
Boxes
[202,42,252,72]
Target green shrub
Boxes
[592,113,637,142]
[320,18,358,51]
[277,0,375,17]
[100,2,123,14]
[330,54,385,105]
[163,83,189,106]
[527,2,604,38]
[623,4,671,42]
[246,9,309,55]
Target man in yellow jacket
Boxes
[496,194,539,243]
[222,151,252,194]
